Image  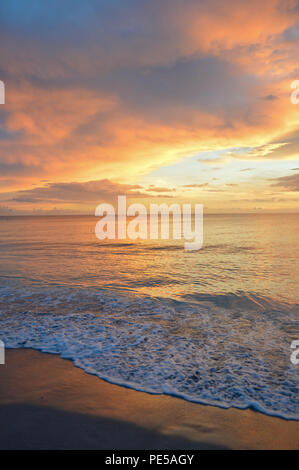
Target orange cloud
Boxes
[0,0,298,212]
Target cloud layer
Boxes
[0,0,298,211]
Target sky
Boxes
[0,0,298,214]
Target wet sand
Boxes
[0,349,298,450]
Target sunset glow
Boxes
[0,0,298,214]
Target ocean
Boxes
[0,213,298,419]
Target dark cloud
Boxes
[101,57,259,121]
[269,173,299,191]
[265,130,299,160]
[3,178,177,206]
[0,161,44,177]
[261,94,278,101]
[6,179,149,204]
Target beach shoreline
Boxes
[0,349,298,450]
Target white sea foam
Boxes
[0,282,298,420]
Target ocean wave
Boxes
[0,281,298,421]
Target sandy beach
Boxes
[0,349,298,450]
